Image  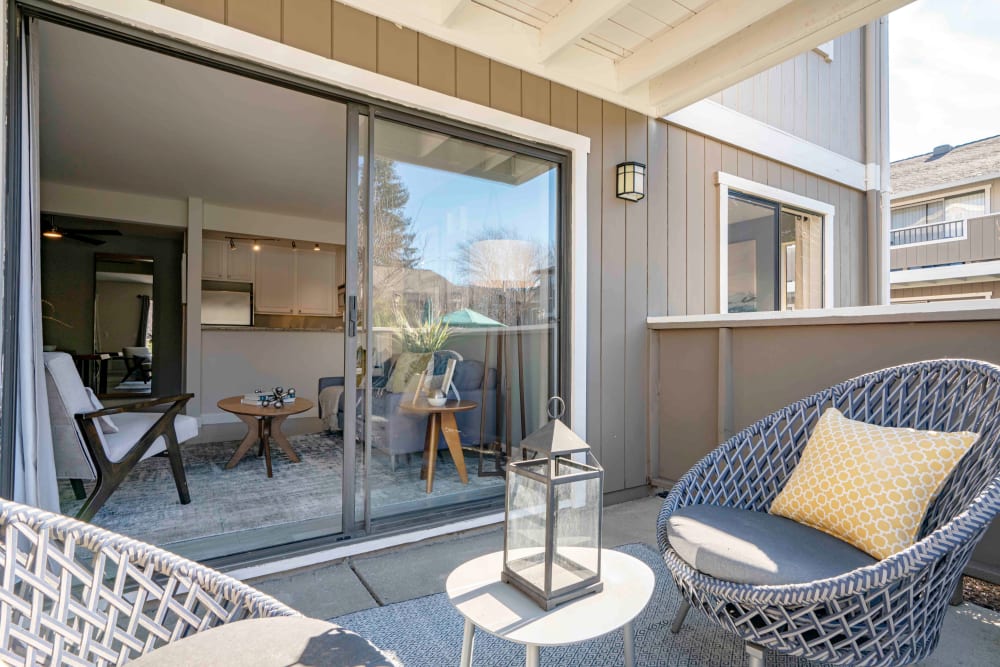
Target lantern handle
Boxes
[547,396,565,420]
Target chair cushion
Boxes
[44,352,99,479]
[770,408,978,559]
[84,387,119,434]
[127,616,397,667]
[103,413,198,463]
[453,359,485,391]
[665,504,877,585]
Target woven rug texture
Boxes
[335,543,826,667]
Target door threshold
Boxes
[221,509,504,581]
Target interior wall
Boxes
[40,222,184,395]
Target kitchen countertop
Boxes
[202,326,345,332]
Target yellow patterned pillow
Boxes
[769,408,977,560]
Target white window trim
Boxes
[716,172,835,314]
[891,184,992,213]
[892,292,992,304]
[51,0,592,436]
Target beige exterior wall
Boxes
[890,213,1000,270]
[892,281,1000,301]
[708,31,866,163]
[653,316,1000,580]
[148,0,874,494]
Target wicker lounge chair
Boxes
[658,359,1000,666]
[0,498,393,666]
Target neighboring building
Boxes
[890,135,1000,302]
[1,0,896,570]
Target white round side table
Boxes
[445,549,655,667]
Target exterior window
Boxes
[891,190,986,230]
[727,191,824,312]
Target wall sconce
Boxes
[228,237,236,250]
[313,243,321,252]
[616,162,646,201]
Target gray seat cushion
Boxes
[665,504,877,585]
[128,616,398,666]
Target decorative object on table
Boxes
[658,359,1000,667]
[426,388,447,408]
[242,386,297,407]
[502,397,604,611]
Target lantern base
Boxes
[501,570,604,611]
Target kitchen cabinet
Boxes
[254,246,296,314]
[202,239,254,282]
[254,247,339,316]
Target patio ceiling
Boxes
[339,0,912,117]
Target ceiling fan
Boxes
[41,217,122,245]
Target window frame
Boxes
[890,186,990,231]
[716,171,835,314]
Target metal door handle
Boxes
[347,295,357,337]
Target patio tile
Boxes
[922,603,1000,665]
[350,529,503,606]
[603,495,661,548]
[250,561,377,619]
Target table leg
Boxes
[623,620,634,667]
[425,414,440,494]
[262,417,274,478]
[525,644,539,667]
[225,415,261,469]
[440,412,469,485]
[420,416,434,481]
[460,619,475,667]
[270,415,301,463]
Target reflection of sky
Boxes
[393,162,557,284]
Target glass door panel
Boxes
[358,114,562,522]
[727,193,778,312]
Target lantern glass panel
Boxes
[550,458,601,593]
[505,459,549,591]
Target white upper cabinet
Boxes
[254,246,297,314]
[202,239,254,282]
[294,251,337,316]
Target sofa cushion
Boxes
[453,360,485,391]
[666,504,876,585]
[103,413,198,463]
[770,408,977,559]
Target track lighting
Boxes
[253,241,261,252]
[229,237,236,250]
[43,225,63,239]
[292,240,297,251]
[313,243,321,252]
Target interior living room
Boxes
[35,20,561,562]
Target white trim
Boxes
[648,300,1000,330]
[813,40,835,62]
[538,0,632,64]
[891,184,992,212]
[716,172,835,314]
[892,172,1000,202]
[665,100,867,190]
[47,0,590,438]
[890,259,1000,285]
[889,220,968,249]
[225,511,505,580]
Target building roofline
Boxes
[891,171,1000,203]
[891,133,1000,165]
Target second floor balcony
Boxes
[890,212,1000,271]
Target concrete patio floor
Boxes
[248,494,1000,665]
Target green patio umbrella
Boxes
[439,308,505,328]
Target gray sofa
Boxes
[319,355,497,470]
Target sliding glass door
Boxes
[346,110,564,529]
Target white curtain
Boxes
[13,18,59,511]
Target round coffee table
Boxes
[399,399,477,493]
[218,396,313,478]
[446,549,654,667]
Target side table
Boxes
[218,396,313,477]
[446,549,654,667]
[399,399,477,493]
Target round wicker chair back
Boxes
[657,359,1000,667]
[0,499,298,666]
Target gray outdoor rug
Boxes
[58,432,503,548]
[335,543,825,667]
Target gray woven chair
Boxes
[0,498,297,665]
[658,359,1000,667]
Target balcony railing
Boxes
[890,213,1000,271]
[890,219,966,247]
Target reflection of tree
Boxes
[455,227,546,325]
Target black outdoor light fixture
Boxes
[616,161,646,201]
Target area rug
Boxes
[58,433,503,548]
[334,543,826,667]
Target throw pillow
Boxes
[386,352,432,394]
[84,387,119,434]
[769,407,977,560]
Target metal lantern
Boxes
[502,418,604,610]
[616,161,646,201]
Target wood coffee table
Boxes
[218,396,313,477]
[399,399,477,493]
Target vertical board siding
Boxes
[647,120,670,316]
[600,102,628,492]
[892,281,1000,300]
[226,0,281,42]
[549,83,578,133]
[281,0,331,58]
[332,3,376,70]
[417,35,456,97]
[520,74,551,125]
[716,31,865,162]
[685,134,706,314]
[666,126,687,315]
[489,62,522,116]
[164,0,224,22]
[455,49,491,106]
[376,19,418,84]
[624,109,649,489]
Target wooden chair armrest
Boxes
[78,394,194,419]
